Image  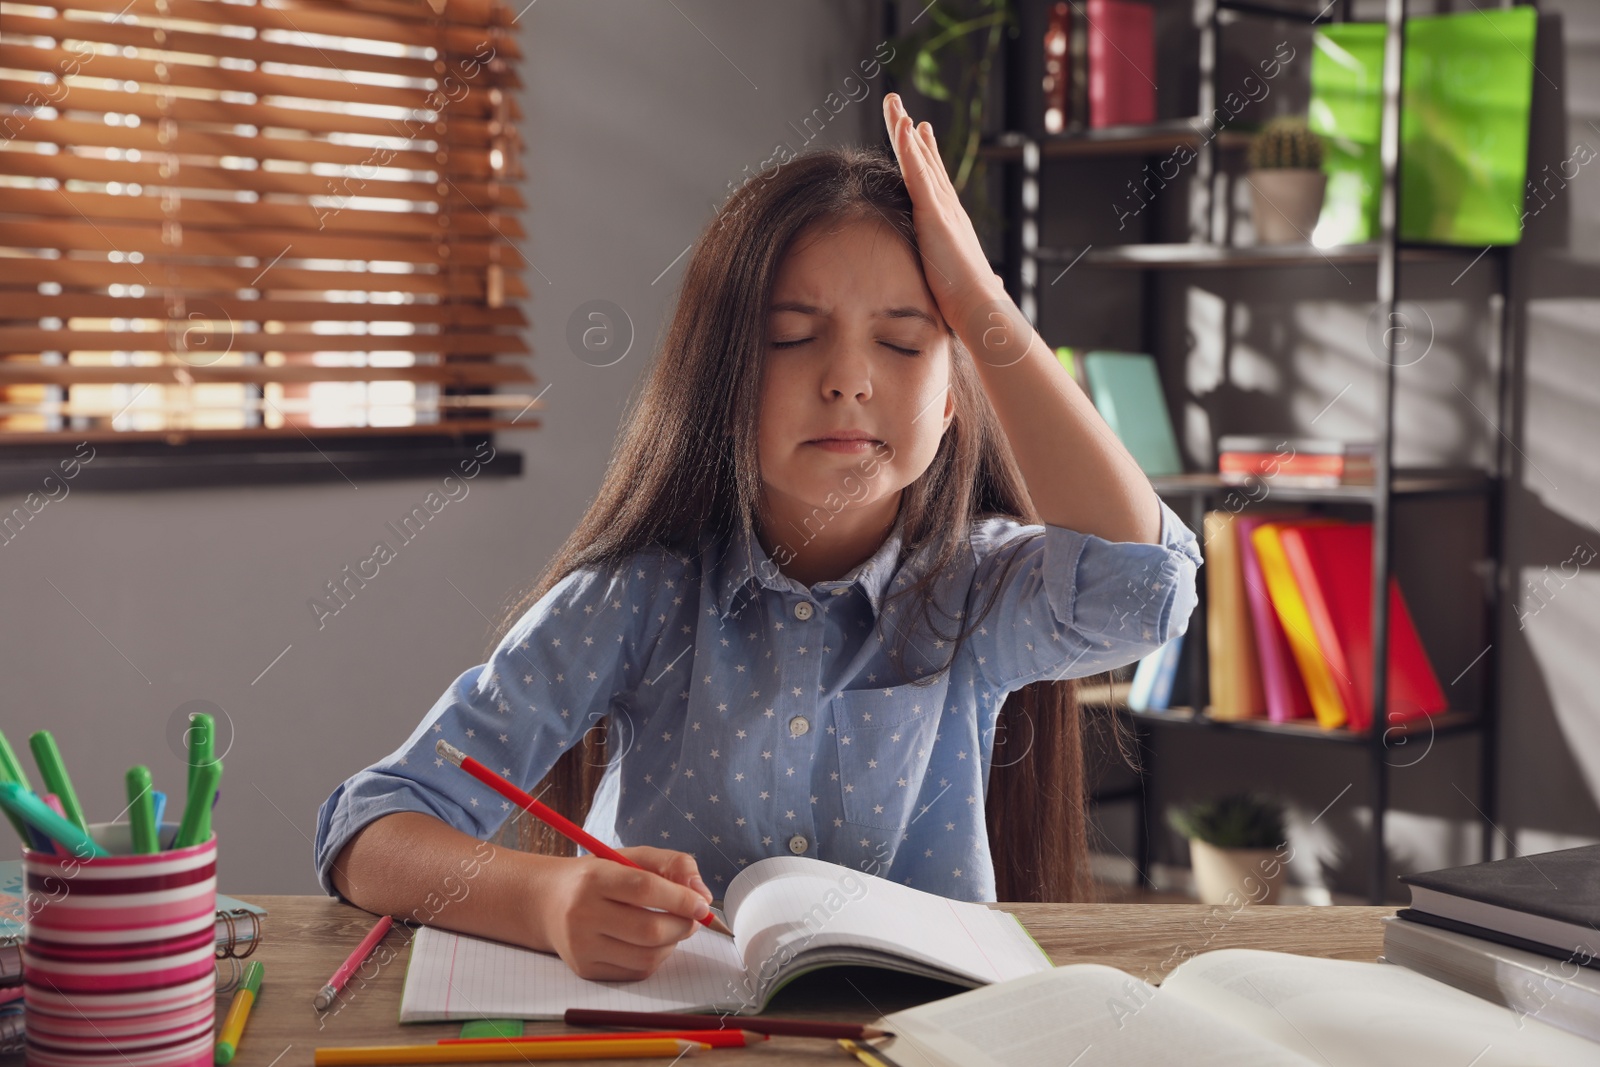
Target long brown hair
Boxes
[490,144,1101,902]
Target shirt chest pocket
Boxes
[831,685,944,831]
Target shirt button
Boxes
[788,834,808,855]
[789,716,809,737]
[793,600,814,621]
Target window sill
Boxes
[0,435,522,493]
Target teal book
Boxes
[1081,351,1183,477]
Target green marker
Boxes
[0,729,35,844]
[213,958,262,1065]
[187,712,214,802]
[0,781,108,857]
[175,757,221,850]
[29,731,89,835]
[127,766,158,854]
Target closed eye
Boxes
[770,338,921,356]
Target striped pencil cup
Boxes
[20,821,217,1067]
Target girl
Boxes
[313,93,1201,981]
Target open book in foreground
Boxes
[398,855,1051,1022]
[868,947,1600,1067]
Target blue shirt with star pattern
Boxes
[313,498,1202,902]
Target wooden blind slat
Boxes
[0,420,542,446]
[3,117,518,180]
[0,295,527,327]
[18,0,523,59]
[0,219,526,269]
[0,329,529,355]
[0,364,534,386]
[0,78,519,147]
[0,43,519,111]
[0,187,526,242]
[0,260,528,300]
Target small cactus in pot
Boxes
[1246,117,1328,244]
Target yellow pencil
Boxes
[313,1038,708,1065]
[214,960,263,1064]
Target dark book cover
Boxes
[1394,908,1600,973]
[1400,844,1600,929]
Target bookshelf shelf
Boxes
[977,0,1513,903]
[1149,469,1495,503]
[978,121,1251,161]
[1035,242,1504,270]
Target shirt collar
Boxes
[712,512,908,620]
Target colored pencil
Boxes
[28,730,88,834]
[214,959,263,1064]
[434,739,733,937]
[313,1038,706,1064]
[314,913,392,1011]
[0,729,34,844]
[0,781,107,857]
[151,790,167,832]
[839,1037,910,1067]
[174,757,221,849]
[127,766,159,854]
[563,1009,892,1040]
[440,1030,766,1049]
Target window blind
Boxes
[0,0,536,443]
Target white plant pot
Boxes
[1188,839,1287,905]
[1248,169,1327,245]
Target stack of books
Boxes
[1218,435,1375,488]
[1042,0,1157,132]
[1385,845,1600,1045]
[1203,511,1448,729]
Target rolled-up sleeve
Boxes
[966,497,1202,691]
[311,555,660,900]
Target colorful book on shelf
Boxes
[1203,511,1265,720]
[1277,522,1447,732]
[1234,513,1315,724]
[1251,520,1349,729]
[1085,0,1156,129]
[1127,633,1183,712]
[1217,436,1376,487]
[1080,351,1182,477]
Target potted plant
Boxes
[1246,116,1327,245]
[1167,792,1290,905]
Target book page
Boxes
[875,963,1317,1067]
[721,856,1050,999]
[1161,949,1600,1066]
[397,922,748,1022]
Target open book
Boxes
[867,948,1600,1066]
[398,855,1051,1022]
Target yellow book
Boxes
[1203,511,1265,720]
[1251,522,1348,729]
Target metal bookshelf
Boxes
[981,0,1518,904]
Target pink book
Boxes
[1087,0,1156,129]
[1234,514,1313,722]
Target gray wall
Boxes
[0,1,883,894]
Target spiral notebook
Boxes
[398,855,1052,1022]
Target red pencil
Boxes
[440,1030,766,1049]
[434,739,734,936]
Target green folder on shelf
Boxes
[1080,351,1183,478]
[1309,7,1537,247]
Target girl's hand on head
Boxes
[881,92,1014,345]
[539,846,715,981]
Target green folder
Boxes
[1081,351,1183,478]
[1309,7,1537,247]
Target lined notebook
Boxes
[398,855,1052,1022]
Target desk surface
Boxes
[206,896,1396,1066]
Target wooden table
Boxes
[8,896,1398,1065]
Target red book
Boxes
[1278,523,1448,732]
[1086,0,1156,129]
